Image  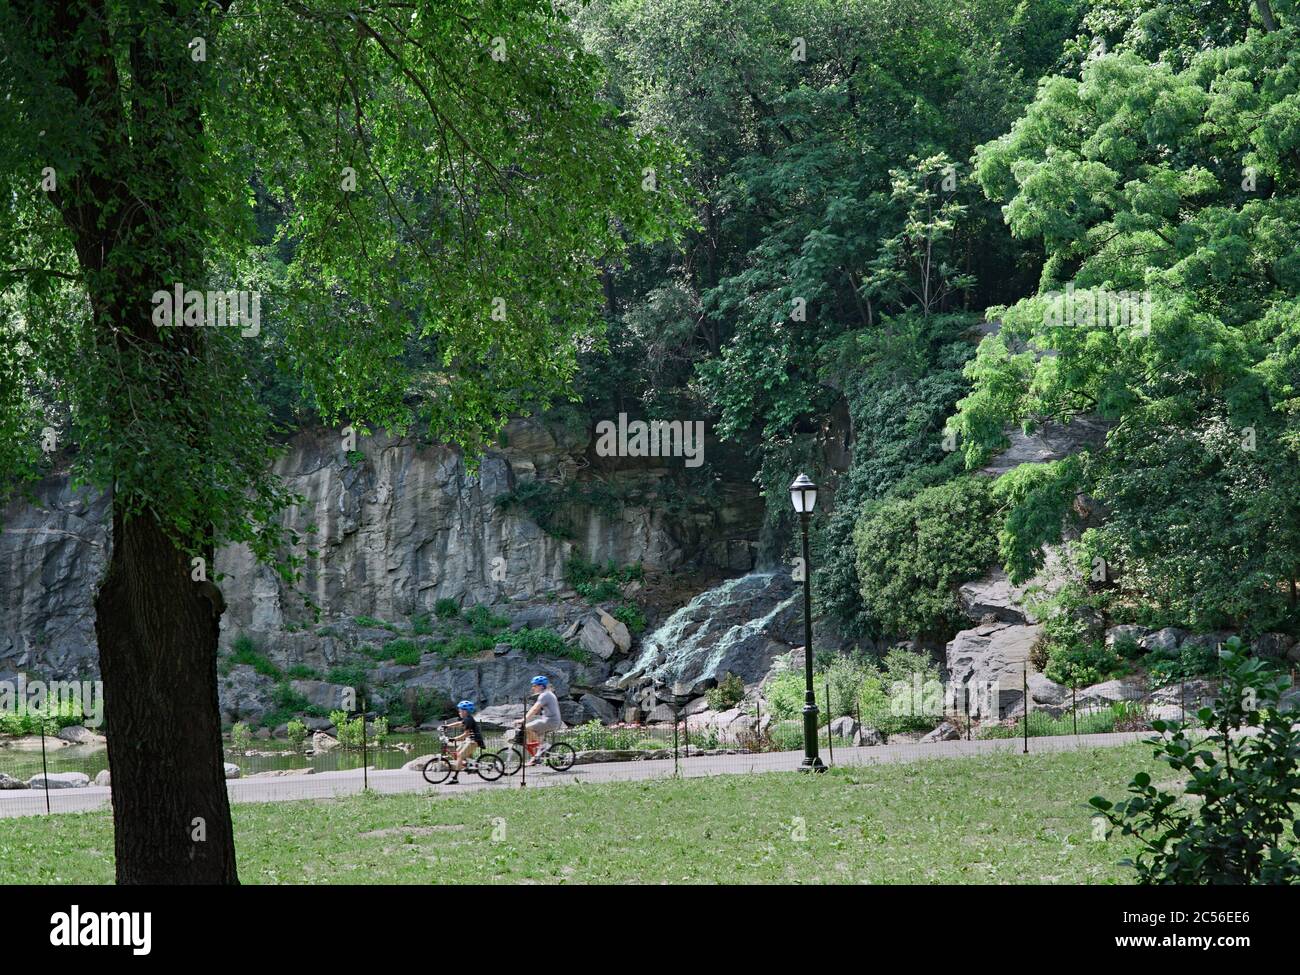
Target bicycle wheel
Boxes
[422,756,453,785]
[475,752,505,782]
[545,742,577,772]
[498,746,524,776]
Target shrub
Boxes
[707,674,746,711]
[612,603,647,634]
[1091,640,1300,883]
[433,598,460,620]
[383,638,422,665]
[853,476,999,638]
[286,718,308,749]
[229,635,281,679]
[230,722,253,754]
[326,664,368,689]
[354,615,396,631]
[411,614,433,636]
[329,710,388,749]
[285,664,319,680]
[465,605,509,635]
[271,682,310,713]
[504,627,565,658]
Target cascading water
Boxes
[624,570,801,693]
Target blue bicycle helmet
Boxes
[457,700,475,713]
[530,675,549,687]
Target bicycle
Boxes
[499,723,577,775]
[422,732,505,784]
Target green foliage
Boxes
[271,682,310,714]
[229,636,281,679]
[981,701,1145,739]
[957,23,1300,634]
[564,555,643,603]
[286,718,308,749]
[706,674,746,711]
[853,476,1000,638]
[440,634,496,659]
[566,720,666,751]
[382,639,423,666]
[354,616,396,632]
[611,603,647,635]
[502,627,571,660]
[284,664,319,681]
[0,697,84,736]
[433,599,460,621]
[325,664,368,690]
[230,722,253,754]
[464,605,509,636]
[1091,640,1300,884]
[410,615,433,636]
[765,648,942,736]
[329,711,389,750]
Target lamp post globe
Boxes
[789,473,826,772]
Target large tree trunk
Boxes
[95,510,238,884]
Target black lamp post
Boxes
[790,473,826,772]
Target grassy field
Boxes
[0,744,1163,884]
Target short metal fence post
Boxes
[1022,666,1029,754]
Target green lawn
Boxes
[1,744,1162,884]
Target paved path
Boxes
[0,730,1156,819]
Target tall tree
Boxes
[0,0,679,882]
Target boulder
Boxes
[311,731,340,752]
[945,621,1042,718]
[289,679,354,711]
[886,731,926,745]
[217,664,279,722]
[55,724,106,745]
[402,754,437,771]
[829,716,859,740]
[28,772,90,789]
[598,610,633,654]
[1140,628,1184,654]
[683,695,712,717]
[246,768,315,778]
[1252,632,1291,660]
[0,772,29,789]
[855,727,883,747]
[1289,643,1300,664]
[304,716,335,732]
[1027,673,1070,716]
[578,693,617,725]
[1104,625,1148,651]
[224,762,242,779]
[576,616,617,661]
[646,703,678,724]
[1076,677,1146,709]
[958,569,1033,625]
[93,769,112,787]
[980,416,1109,477]
[920,721,961,743]
[476,703,526,730]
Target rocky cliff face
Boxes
[1,417,764,682]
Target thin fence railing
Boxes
[4,665,1295,816]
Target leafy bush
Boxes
[411,614,433,636]
[611,603,647,634]
[230,722,253,754]
[229,635,281,679]
[286,718,307,749]
[707,674,746,711]
[271,682,310,713]
[504,627,566,658]
[853,476,999,638]
[1143,638,1222,684]
[284,664,319,680]
[354,615,396,631]
[565,720,664,751]
[465,605,509,636]
[565,555,643,603]
[442,634,496,658]
[325,664,368,689]
[765,649,941,736]
[0,696,84,736]
[329,711,390,749]
[1091,640,1300,883]
[383,638,422,665]
[433,598,460,620]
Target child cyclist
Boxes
[444,700,485,784]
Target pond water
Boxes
[0,732,464,782]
